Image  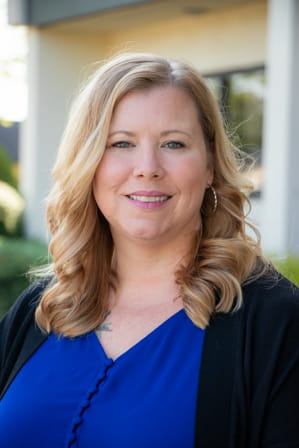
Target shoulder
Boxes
[0,278,52,398]
[234,272,299,373]
[0,278,52,363]
[206,271,299,364]
[241,271,299,324]
[1,277,52,328]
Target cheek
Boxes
[92,160,111,209]
[173,157,211,189]
[94,156,114,183]
[174,160,212,211]
[92,155,129,213]
[92,170,113,221]
[93,156,122,192]
[96,153,131,182]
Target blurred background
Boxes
[1,0,298,317]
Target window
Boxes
[205,67,265,196]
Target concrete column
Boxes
[20,28,106,240]
[261,0,299,256]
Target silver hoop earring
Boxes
[209,185,218,213]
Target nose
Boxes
[133,143,165,179]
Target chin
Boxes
[129,228,163,242]
[116,218,163,240]
[121,222,168,243]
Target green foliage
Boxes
[273,256,299,287]
[0,145,18,189]
[0,236,48,318]
[0,180,24,237]
[0,146,23,237]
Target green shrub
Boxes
[0,181,24,237]
[0,146,18,189]
[0,236,48,318]
[273,255,299,287]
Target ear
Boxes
[206,152,214,186]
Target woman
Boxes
[0,52,298,447]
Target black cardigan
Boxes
[1,274,299,447]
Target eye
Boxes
[162,141,186,149]
[109,141,133,149]
[106,138,136,150]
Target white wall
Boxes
[106,2,267,73]
[21,28,107,239]
[261,0,299,256]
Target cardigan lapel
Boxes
[194,310,239,447]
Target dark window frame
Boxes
[204,66,265,197]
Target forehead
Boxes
[110,85,201,129]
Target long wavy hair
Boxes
[35,52,269,337]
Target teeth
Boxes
[129,195,169,202]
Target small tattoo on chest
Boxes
[96,311,112,339]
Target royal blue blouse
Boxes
[0,309,205,448]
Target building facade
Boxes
[8,0,299,256]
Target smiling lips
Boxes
[126,191,172,209]
[128,194,169,202]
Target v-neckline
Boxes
[91,308,186,363]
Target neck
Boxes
[110,235,196,308]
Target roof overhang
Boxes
[8,0,260,30]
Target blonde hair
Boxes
[35,52,269,336]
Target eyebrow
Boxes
[160,130,191,138]
[108,130,191,138]
[108,131,135,137]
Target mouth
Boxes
[126,194,171,203]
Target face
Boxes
[93,86,213,247]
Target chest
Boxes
[97,302,184,360]
[0,314,205,448]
